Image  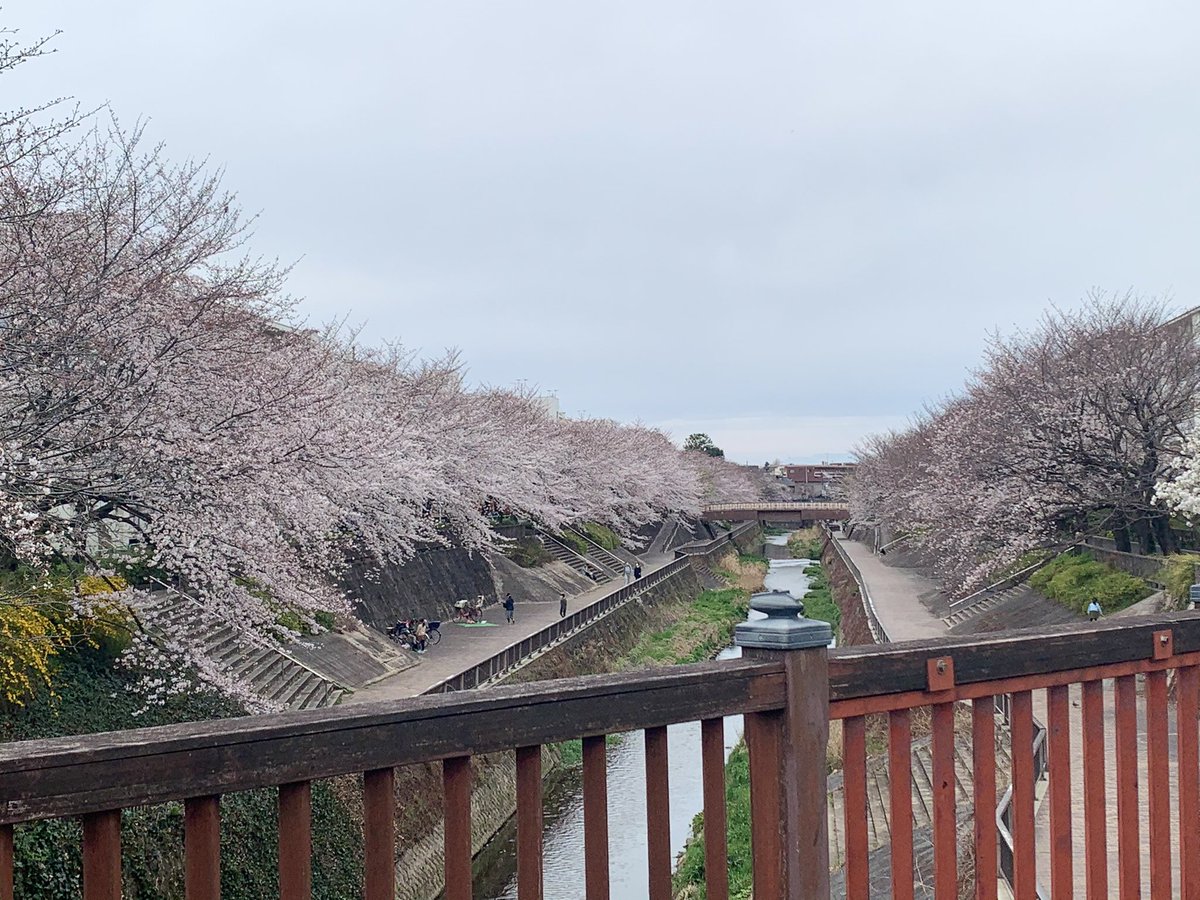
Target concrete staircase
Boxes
[827,723,1014,872]
[947,584,1083,635]
[143,591,348,710]
[537,532,614,584]
[563,526,627,576]
[942,584,1029,628]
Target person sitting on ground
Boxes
[1087,599,1102,622]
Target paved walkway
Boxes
[349,562,669,702]
[834,535,948,641]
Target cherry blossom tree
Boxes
[853,294,1200,593]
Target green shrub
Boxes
[558,530,590,555]
[1160,555,1198,609]
[581,522,622,551]
[1029,551,1152,614]
[504,537,551,568]
[314,610,337,630]
[4,651,364,899]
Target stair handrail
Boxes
[995,715,1049,899]
[538,529,612,578]
[562,525,626,574]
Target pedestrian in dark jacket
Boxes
[559,591,568,617]
[503,593,516,624]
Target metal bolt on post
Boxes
[736,590,833,900]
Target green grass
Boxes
[1028,550,1153,614]
[1161,554,1196,608]
[786,528,824,560]
[581,522,622,551]
[624,588,750,666]
[799,564,839,631]
[673,743,753,899]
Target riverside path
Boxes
[349,551,677,702]
[833,533,948,641]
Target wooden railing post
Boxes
[737,590,833,900]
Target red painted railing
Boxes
[2,611,1198,898]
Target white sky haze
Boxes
[7,2,1200,461]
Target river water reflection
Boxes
[473,534,813,899]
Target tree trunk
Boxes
[1132,516,1157,555]
[1111,511,1133,554]
[1151,513,1177,555]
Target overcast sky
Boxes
[6,2,1199,463]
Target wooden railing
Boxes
[3,611,1200,898]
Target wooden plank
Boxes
[443,757,473,900]
[278,782,312,900]
[889,709,915,900]
[184,796,220,900]
[1146,670,1171,900]
[1010,691,1036,899]
[0,824,10,900]
[645,727,671,900]
[82,809,122,900]
[843,716,869,900]
[828,615,1200,700]
[931,702,956,900]
[700,718,729,900]
[1046,686,1072,899]
[1179,666,1200,900]
[582,735,609,900]
[1081,680,1108,900]
[1114,675,1140,900]
[971,699,997,900]
[363,769,396,900]
[745,710,785,900]
[515,747,543,900]
[0,659,785,825]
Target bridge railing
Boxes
[3,612,1200,898]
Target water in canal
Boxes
[473,534,816,899]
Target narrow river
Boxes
[473,534,815,899]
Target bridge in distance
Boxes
[700,500,850,523]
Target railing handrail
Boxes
[947,552,1067,611]
[562,524,626,572]
[425,555,694,693]
[827,611,1200,706]
[0,656,785,826]
[996,722,1050,899]
[703,501,849,512]
[822,525,890,643]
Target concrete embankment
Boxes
[391,526,763,900]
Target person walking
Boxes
[633,563,642,580]
[503,592,516,624]
[559,591,568,618]
[413,618,429,653]
[1087,599,1101,622]
[623,563,633,584]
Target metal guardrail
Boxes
[996,720,1049,899]
[425,524,764,694]
[703,501,849,512]
[424,556,694,694]
[821,526,889,644]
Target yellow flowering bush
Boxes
[0,600,63,706]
